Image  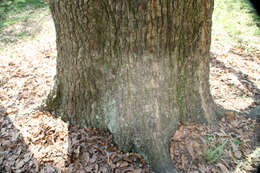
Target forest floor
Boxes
[0,1,260,173]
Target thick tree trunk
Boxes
[47,0,219,172]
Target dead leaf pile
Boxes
[0,108,41,172]
[170,112,258,173]
[0,111,153,173]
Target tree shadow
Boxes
[210,52,260,120]
[210,53,259,168]
[0,106,42,172]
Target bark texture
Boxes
[47,1,218,172]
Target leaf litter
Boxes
[0,9,259,173]
[170,112,258,173]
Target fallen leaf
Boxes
[172,125,184,141]
[23,152,32,163]
[234,150,242,159]
[15,159,25,169]
[170,143,175,160]
[225,112,235,121]
[216,163,229,173]
[134,168,142,173]
[117,161,129,168]
[89,154,97,163]
[8,62,15,66]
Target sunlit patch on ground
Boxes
[0,12,56,117]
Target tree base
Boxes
[41,80,60,113]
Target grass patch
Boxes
[204,136,229,163]
[0,0,47,28]
[213,0,260,54]
[0,0,49,45]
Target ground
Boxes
[0,1,259,173]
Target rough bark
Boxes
[47,0,219,172]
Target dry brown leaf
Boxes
[84,165,94,172]
[210,166,217,173]
[216,163,229,173]
[109,161,116,169]
[198,164,208,173]
[231,119,240,127]
[189,141,203,160]
[8,62,16,66]
[6,108,18,115]
[117,161,129,168]
[225,112,236,121]
[89,154,97,163]
[82,152,90,162]
[234,150,242,159]
[11,131,20,141]
[187,142,196,159]
[170,142,175,160]
[23,152,32,163]
[99,166,109,173]
[15,159,25,169]
[181,154,189,170]
[134,168,143,173]
[229,150,236,162]
[75,146,81,158]
[122,166,134,172]
[0,106,7,116]
[172,125,184,141]
[231,142,238,152]
[128,153,146,165]
[0,145,4,152]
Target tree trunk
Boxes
[47,0,219,172]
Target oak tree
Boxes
[47,1,221,172]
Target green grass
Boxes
[213,0,260,54]
[0,0,48,45]
[203,135,230,163]
[204,140,229,163]
[0,0,47,28]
